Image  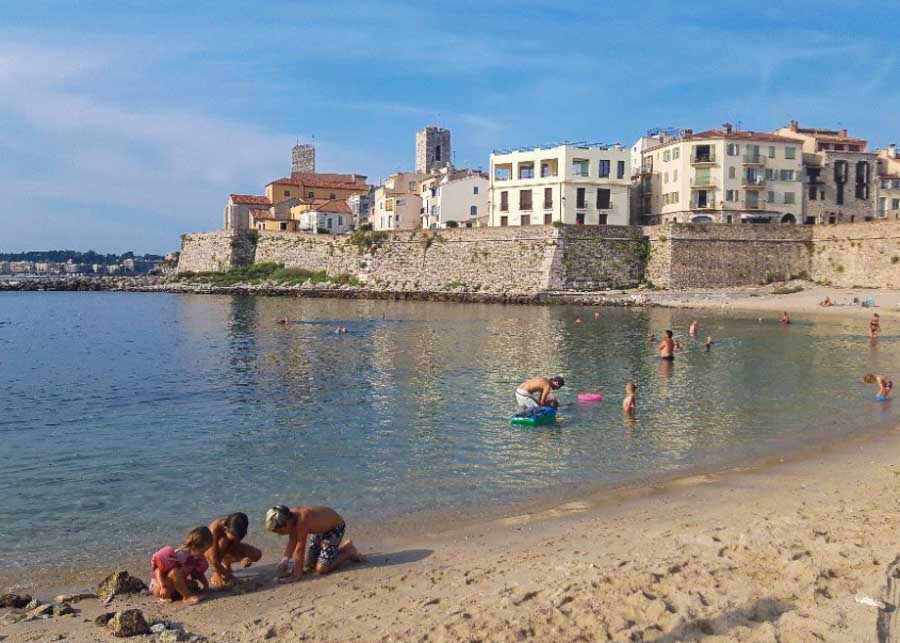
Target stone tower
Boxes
[415,126,451,174]
[291,143,316,176]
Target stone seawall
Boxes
[810,223,900,288]
[179,226,647,293]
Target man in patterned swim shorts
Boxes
[265,504,365,583]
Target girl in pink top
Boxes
[150,527,213,606]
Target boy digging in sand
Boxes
[265,504,365,582]
[206,512,262,589]
[150,527,213,605]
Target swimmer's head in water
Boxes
[549,376,565,389]
[665,329,673,338]
[625,382,636,394]
[863,373,877,384]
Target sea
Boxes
[0,292,897,586]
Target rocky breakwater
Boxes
[0,275,168,292]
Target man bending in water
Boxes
[265,504,364,582]
[515,376,565,412]
[657,330,675,360]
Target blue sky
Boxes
[2,1,898,253]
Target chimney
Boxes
[789,120,799,132]
[889,144,897,160]
[723,122,733,135]
[839,128,848,138]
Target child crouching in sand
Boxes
[150,527,213,605]
[864,373,894,401]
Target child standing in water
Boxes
[864,373,894,401]
[150,527,213,605]
[622,382,636,416]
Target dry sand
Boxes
[4,289,900,643]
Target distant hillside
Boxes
[0,250,165,264]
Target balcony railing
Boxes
[690,150,716,164]
[742,153,765,165]
[690,200,715,209]
[690,176,717,188]
[742,177,766,187]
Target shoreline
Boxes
[7,418,900,641]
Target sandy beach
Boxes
[3,291,899,642]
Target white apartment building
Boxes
[630,128,681,175]
[489,143,631,227]
[420,168,489,228]
[640,124,804,224]
[876,144,900,221]
[372,172,427,231]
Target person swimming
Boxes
[869,313,881,339]
[864,373,894,401]
[657,330,675,360]
[705,336,713,352]
[780,312,791,325]
[622,382,636,417]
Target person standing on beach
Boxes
[869,313,881,339]
[266,505,364,582]
[864,373,894,401]
[515,376,565,412]
[657,330,675,360]
[206,512,262,589]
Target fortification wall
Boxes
[810,222,900,287]
[176,232,258,273]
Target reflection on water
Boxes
[0,292,897,578]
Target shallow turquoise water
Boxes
[0,292,897,580]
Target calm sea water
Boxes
[0,292,897,583]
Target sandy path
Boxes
[6,423,900,643]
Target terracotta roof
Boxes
[815,135,868,146]
[879,173,900,180]
[267,176,369,192]
[230,194,272,205]
[249,209,283,221]
[291,172,367,184]
[307,199,352,214]
[691,129,803,144]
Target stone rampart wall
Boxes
[810,223,900,287]
[176,232,258,273]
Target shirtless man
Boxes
[689,320,699,337]
[265,504,364,582]
[780,312,791,325]
[205,512,262,589]
[515,376,565,412]
[657,330,675,360]
[869,313,881,339]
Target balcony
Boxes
[742,153,765,165]
[690,176,717,188]
[690,150,716,165]
[742,177,766,188]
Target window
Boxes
[284,190,291,197]
[768,146,776,158]
[673,169,678,181]
[727,143,740,156]
[495,166,511,181]
[617,160,625,179]
[544,213,552,225]
[435,145,441,161]
[596,188,611,209]
[856,161,870,199]
[767,190,775,202]
[784,192,795,204]
[520,215,530,226]
[726,189,736,202]
[518,164,534,179]
[541,162,556,177]
[766,168,777,180]
[500,191,509,211]
[664,172,669,184]
[500,216,508,226]
[746,191,759,208]
[280,222,288,231]
[327,218,333,229]
[893,199,900,210]
[543,187,553,209]
[598,160,610,178]
[836,184,845,205]
[726,214,733,223]
[576,212,585,225]
[338,216,343,225]
[576,188,586,209]
[785,147,796,159]
[473,186,479,194]
[470,205,477,216]
[808,184,818,201]
[779,169,795,181]
[673,147,680,160]
[598,214,608,224]
[694,168,711,185]
[572,160,589,176]
[519,189,533,210]
[308,191,315,198]
[834,160,848,183]
[663,150,671,162]
[728,167,736,179]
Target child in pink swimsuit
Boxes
[150,527,213,605]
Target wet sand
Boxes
[5,419,900,642]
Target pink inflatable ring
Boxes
[577,392,603,403]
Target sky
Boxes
[2,0,899,254]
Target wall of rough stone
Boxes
[810,222,900,287]
[176,232,258,273]
[547,226,646,289]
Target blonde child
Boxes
[622,382,636,416]
[864,373,894,401]
[150,526,213,605]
